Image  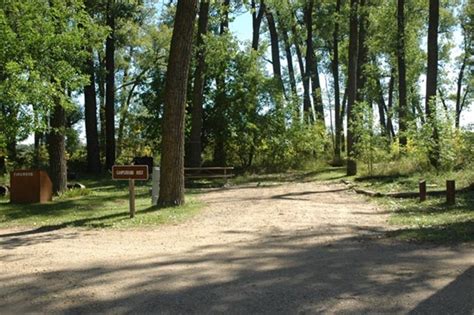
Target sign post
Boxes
[112,165,148,218]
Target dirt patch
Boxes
[0,182,473,314]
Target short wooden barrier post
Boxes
[446,180,455,205]
[419,180,426,202]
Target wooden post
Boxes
[129,179,135,218]
[446,180,455,205]
[419,180,426,202]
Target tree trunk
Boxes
[397,0,408,148]
[356,0,368,104]
[279,13,297,99]
[292,22,308,120]
[117,49,131,159]
[84,50,101,173]
[333,0,342,164]
[304,1,317,123]
[251,0,265,51]
[0,156,5,176]
[105,1,116,170]
[158,0,198,206]
[426,0,439,167]
[188,0,210,167]
[97,51,106,159]
[266,9,285,98]
[375,76,388,138]
[47,102,67,195]
[347,0,359,176]
[311,50,324,125]
[6,140,16,165]
[213,0,230,166]
[455,54,467,128]
[387,69,396,139]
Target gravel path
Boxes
[0,182,473,314]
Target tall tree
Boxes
[251,0,265,51]
[158,0,198,206]
[266,9,285,97]
[426,0,439,167]
[188,0,210,167]
[455,2,473,128]
[332,0,342,164]
[47,98,67,195]
[397,0,407,148]
[213,0,231,165]
[278,11,297,98]
[105,0,116,170]
[84,49,101,173]
[347,0,359,176]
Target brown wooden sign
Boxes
[112,165,149,181]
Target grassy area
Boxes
[382,191,474,243]
[0,176,202,229]
[342,164,474,243]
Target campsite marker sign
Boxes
[112,165,149,218]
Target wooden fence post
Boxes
[419,180,426,202]
[446,180,455,205]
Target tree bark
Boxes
[375,76,388,138]
[47,102,67,195]
[188,0,210,167]
[158,0,198,206]
[397,0,408,148]
[251,0,265,51]
[266,9,285,98]
[105,0,116,170]
[455,54,467,128]
[426,0,439,167]
[292,21,309,120]
[213,0,230,166]
[84,49,101,173]
[304,1,318,123]
[387,68,396,139]
[356,0,368,104]
[347,0,359,176]
[278,13,297,99]
[333,0,342,164]
[97,51,106,158]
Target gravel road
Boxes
[1,182,473,314]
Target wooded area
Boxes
[0,0,473,205]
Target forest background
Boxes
[0,0,473,198]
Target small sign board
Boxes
[112,165,149,219]
[112,165,149,180]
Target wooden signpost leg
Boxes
[129,179,135,218]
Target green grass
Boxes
[348,164,474,243]
[0,176,202,229]
[381,191,474,243]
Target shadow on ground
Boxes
[0,228,472,314]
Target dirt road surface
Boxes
[1,182,473,314]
